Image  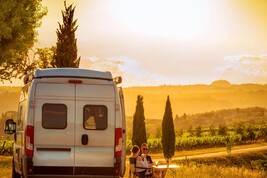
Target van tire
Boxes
[12,160,21,178]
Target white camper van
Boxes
[5,68,126,178]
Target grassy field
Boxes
[1,153,266,178]
[170,165,265,178]
[0,156,12,178]
[2,144,267,178]
[123,162,265,178]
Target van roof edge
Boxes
[23,68,113,84]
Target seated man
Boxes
[140,143,153,165]
[140,143,169,178]
[129,145,155,178]
[140,143,159,177]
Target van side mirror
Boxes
[114,76,122,84]
[4,119,16,134]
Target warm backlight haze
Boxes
[2,0,267,87]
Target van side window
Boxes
[42,104,67,129]
[17,105,23,131]
[83,105,107,130]
[17,101,26,131]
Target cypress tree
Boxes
[52,1,80,67]
[132,95,147,147]
[161,96,175,163]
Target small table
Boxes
[153,164,180,178]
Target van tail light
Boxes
[25,125,34,156]
[115,128,122,157]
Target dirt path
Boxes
[154,145,267,162]
[172,145,267,161]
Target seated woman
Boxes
[129,145,155,178]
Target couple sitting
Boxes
[129,143,157,178]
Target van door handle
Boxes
[81,134,88,145]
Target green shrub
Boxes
[251,159,267,170]
[0,140,13,156]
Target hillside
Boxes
[123,82,267,119]
[174,106,267,130]
[125,107,267,138]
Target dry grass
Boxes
[124,156,266,178]
[1,155,265,178]
[174,164,265,178]
[123,163,265,178]
[0,156,12,178]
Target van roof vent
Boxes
[24,68,113,84]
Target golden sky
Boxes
[4,0,267,86]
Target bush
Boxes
[0,140,13,156]
[251,159,267,170]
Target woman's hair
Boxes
[131,145,140,154]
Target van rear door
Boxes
[34,83,75,172]
[74,84,116,175]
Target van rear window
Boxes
[83,105,107,130]
[42,104,67,129]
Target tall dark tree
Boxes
[161,96,175,163]
[0,0,47,81]
[52,1,80,67]
[132,95,147,147]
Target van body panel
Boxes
[35,83,75,99]
[76,84,115,99]
[118,87,126,176]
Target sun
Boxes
[109,0,212,40]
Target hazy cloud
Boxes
[79,56,179,86]
[217,54,267,84]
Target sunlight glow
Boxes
[110,0,212,40]
[34,0,267,86]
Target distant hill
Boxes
[123,82,267,119]
[125,107,267,137]
[211,80,231,86]
[174,106,267,130]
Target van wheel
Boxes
[12,160,21,178]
